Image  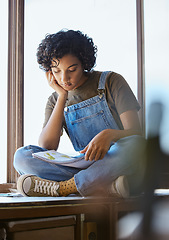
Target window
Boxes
[1,0,144,184]
[24,0,138,155]
[144,0,169,153]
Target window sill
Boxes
[0,183,17,193]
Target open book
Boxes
[32,150,94,169]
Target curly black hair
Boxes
[37,29,97,72]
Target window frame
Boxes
[5,0,145,184]
[136,0,145,135]
[7,0,24,183]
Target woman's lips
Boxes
[62,82,72,87]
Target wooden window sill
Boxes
[0,183,17,193]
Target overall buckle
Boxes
[97,89,105,98]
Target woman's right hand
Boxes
[45,71,68,98]
[39,71,68,150]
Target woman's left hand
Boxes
[80,129,113,161]
[80,110,142,162]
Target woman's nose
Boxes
[61,72,69,83]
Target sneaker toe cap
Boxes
[23,177,31,194]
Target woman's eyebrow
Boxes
[68,64,78,69]
[51,63,78,69]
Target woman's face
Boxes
[51,54,87,91]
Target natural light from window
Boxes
[24,0,137,155]
[144,0,169,154]
[1,0,169,183]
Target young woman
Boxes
[14,29,145,197]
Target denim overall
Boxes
[13,72,145,196]
[64,71,119,151]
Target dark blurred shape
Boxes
[140,102,164,239]
[118,102,169,240]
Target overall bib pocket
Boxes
[68,109,113,151]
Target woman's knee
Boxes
[13,145,33,172]
[13,147,23,171]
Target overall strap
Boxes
[97,71,111,95]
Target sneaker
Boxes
[17,174,60,197]
[110,176,129,198]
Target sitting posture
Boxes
[14,29,145,198]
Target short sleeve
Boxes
[106,73,140,116]
[42,92,58,128]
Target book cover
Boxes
[32,150,94,169]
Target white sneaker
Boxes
[110,176,129,198]
[17,174,60,197]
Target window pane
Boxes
[0,0,8,183]
[24,0,137,154]
[144,0,169,153]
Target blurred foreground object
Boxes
[118,102,169,240]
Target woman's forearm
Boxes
[38,95,67,150]
[108,128,142,143]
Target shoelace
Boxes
[34,179,60,196]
